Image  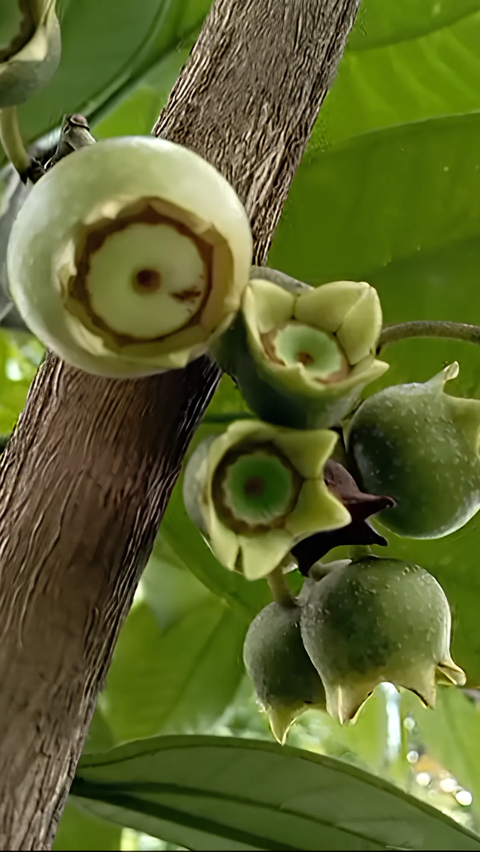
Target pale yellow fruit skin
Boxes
[7,136,252,377]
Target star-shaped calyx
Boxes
[291,460,395,575]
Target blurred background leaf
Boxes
[318,0,480,144]
[2,0,213,165]
[402,689,480,828]
[53,803,122,852]
[102,594,247,742]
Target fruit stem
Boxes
[348,545,372,561]
[250,265,311,292]
[267,565,296,608]
[0,107,30,180]
[379,320,480,349]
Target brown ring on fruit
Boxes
[211,442,303,535]
[63,197,214,346]
[261,324,351,385]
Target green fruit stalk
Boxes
[182,419,350,580]
[213,274,389,429]
[300,557,465,724]
[243,601,326,743]
[347,363,480,539]
[7,136,252,376]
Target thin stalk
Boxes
[348,545,372,561]
[250,265,311,292]
[0,107,29,178]
[379,320,480,349]
[267,565,296,607]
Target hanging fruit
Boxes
[300,556,465,724]
[243,600,326,744]
[347,363,480,539]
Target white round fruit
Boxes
[7,136,252,376]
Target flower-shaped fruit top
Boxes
[213,276,389,429]
[0,0,60,107]
[7,136,252,376]
[243,601,326,744]
[347,363,480,539]
[182,419,350,580]
[300,557,465,724]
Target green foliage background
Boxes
[3,0,480,849]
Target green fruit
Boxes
[243,601,326,743]
[300,557,465,724]
[347,363,480,539]
[213,276,388,429]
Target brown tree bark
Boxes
[0,0,360,848]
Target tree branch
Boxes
[0,1,361,848]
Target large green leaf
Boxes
[7,0,212,163]
[351,0,480,50]
[319,0,480,144]
[71,735,480,850]
[141,545,211,630]
[102,599,247,742]
[84,706,117,755]
[53,802,122,851]
[93,47,190,139]
[271,113,480,295]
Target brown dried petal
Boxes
[292,460,395,575]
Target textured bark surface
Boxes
[0,0,360,848]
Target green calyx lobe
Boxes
[213,445,302,533]
[347,364,480,539]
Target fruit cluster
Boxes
[244,558,464,742]
[2,113,475,740]
[183,277,474,737]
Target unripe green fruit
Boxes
[300,557,465,724]
[243,601,326,743]
[347,363,480,539]
[7,137,252,376]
